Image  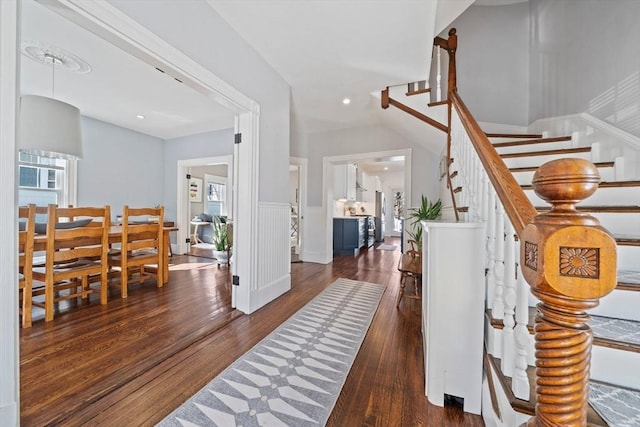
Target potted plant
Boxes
[211,217,229,265]
[407,195,442,249]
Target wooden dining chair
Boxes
[18,204,38,327]
[108,206,164,298]
[397,248,422,308]
[31,205,111,322]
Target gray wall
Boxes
[306,125,439,208]
[529,0,640,137]
[78,116,164,219]
[163,128,234,224]
[109,0,291,204]
[446,2,530,126]
[79,116,234,225]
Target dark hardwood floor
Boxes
[20,237,484,426]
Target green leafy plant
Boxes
[211,217,229,251]
[407,195,442,246]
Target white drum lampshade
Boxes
[19,94,83,159]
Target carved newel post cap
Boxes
[521,158,617,300]
[532,158,600,208]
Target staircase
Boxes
[451,131,640,426]
[380,26,640,426]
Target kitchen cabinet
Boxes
[334,163,356,201]
[333,217,367,256]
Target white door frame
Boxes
[322,149,411,263]
[38,0,261,315]
[0,1,20,424]
[177,155,233,255]
[289,157,307,261]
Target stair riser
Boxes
[482,374,532,427]
[525,186,640,209]
[494,140,574,155]
[511,167,615,185]
[591,289,640,321]
[618,246,640,272]
[591,346,640,390]
[501,151,592,169]
[527,287,640,321]
[488,323,639,391]
[587,212,640,237]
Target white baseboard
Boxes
[302,250,331,264]
[0,403,17,427]
[252,274,290,312]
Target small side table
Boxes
[190,221,210,244]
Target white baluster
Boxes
[493,200,505,321]
[486,190,496,312]
[501,220,516,377]
[480,170,489,222]
[436,46,441,102]
[513,241,531,400]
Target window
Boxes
[18,152,74,207]
[206,180,226,217]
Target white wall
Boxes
[306,125,439,207]
[529,0,640,138]
[108,0,291,204]
[78,117,164,220]
[445,2,530,127]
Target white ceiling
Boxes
[20,0,476,143]
[20,0,234,140]
[209,0,441,133]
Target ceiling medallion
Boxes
[21,41,91,74]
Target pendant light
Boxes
[19,44,90,160]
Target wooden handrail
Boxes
[381,87,448,133]
[450,91,537,235]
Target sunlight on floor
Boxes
[169,262,217,271]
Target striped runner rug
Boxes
[158,277,386,427]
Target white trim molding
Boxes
[0,0,20,424]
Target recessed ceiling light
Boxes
[136,115,145,119]
[342,98,351,105]
[384,167,389,170]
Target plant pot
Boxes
[213,250,229,265]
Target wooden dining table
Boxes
[33,224,178,285]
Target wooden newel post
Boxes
[520,158,617,427]
[434,28,457,94]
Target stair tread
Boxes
[428,99,447,107]
[589,380,640,427]
[500,146,591,158]
[488,294,640,351]
[492,136,572,148]
[590,314,640,347]
[487,353,609,425]
[524,180,640,190]
[485,133,543,139]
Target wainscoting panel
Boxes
[256,203,291,308]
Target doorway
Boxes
[177,155,233,258]
[185,164,231,259]
[289,157,307,263]
[322,149,411,264]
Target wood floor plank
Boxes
[20,238,483,426]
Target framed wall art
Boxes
[189,177,203,202]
